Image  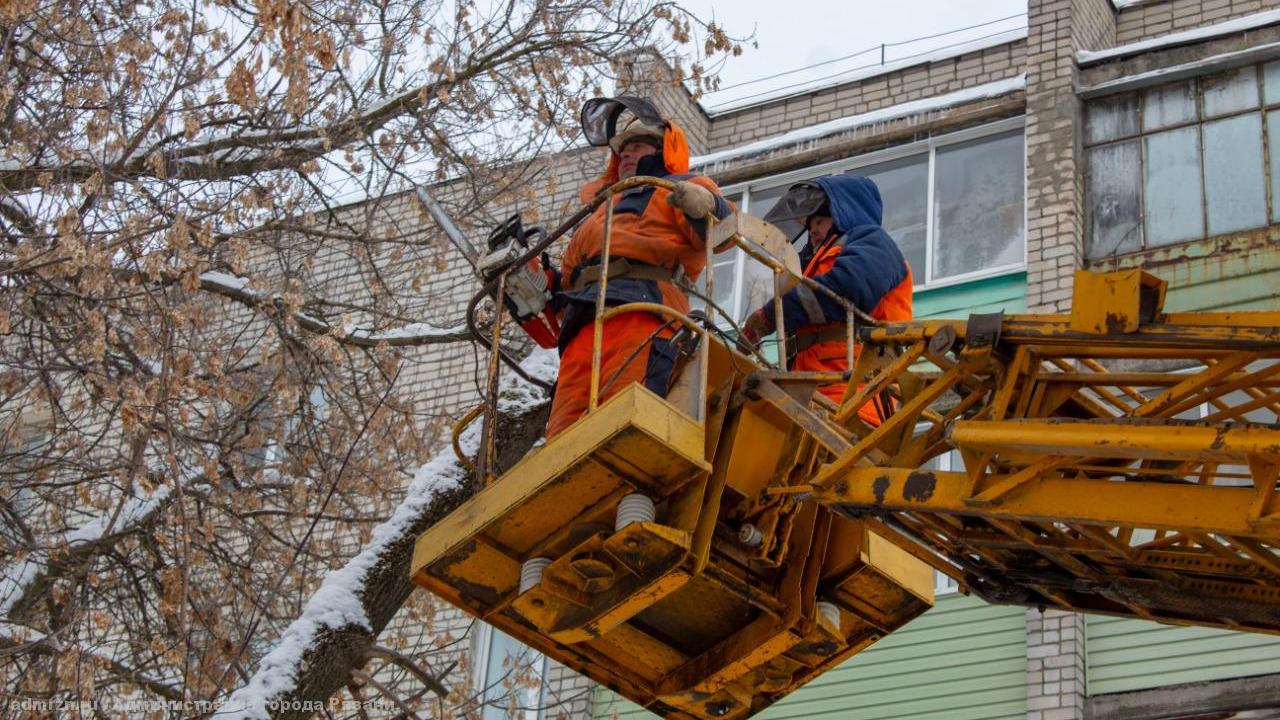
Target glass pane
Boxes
[737,256,778,321]
[1265,61,1280,104]
[1270,110,1280,223]
[859,154,928,284]
[745,184,788,224]
[1202,66,1259,117]
[932,130,1025,280]
[1087,141,1143,258]
[1142,81,1195,131]
[734,184,791,321]
[1085,92,1139,144]
[1203,113,1267,235]
[1143,126,1204,246]
[711,251,738,317]
[482,629,543,720]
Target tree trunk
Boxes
[229,397,550,720]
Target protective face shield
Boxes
[580,96,668,152]
[762,183,831,243]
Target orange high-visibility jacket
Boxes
[546,120,732,437]
[769,175,913,424]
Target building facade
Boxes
[397,0,1280,718]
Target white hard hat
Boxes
[607,120,664,155]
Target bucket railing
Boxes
[464,176,880,481]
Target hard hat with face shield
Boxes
[580,95,669,154]
[761,182,832,244]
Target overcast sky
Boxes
[683,0,1028,111]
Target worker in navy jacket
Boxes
[740,174,913,425]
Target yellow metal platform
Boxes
[412,362,933,719]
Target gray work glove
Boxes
[666,180,716,218]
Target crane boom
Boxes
[409,195,1280,720]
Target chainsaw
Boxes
[415,187,561,349]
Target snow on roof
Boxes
[223,348,558,720]
[1079,8,1280,65]
[692,74,1026,172]
[702,28,1026,117]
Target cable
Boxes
[709,11,1025,95]
[705,23,1026,111]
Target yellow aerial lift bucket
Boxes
[410,335,933,719]
[410,172,1280,717]
[410,184,933,719]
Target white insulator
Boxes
[615,493,656,531]
[738,523,764,548]
[816,601,841,631]
[519,557,552,594]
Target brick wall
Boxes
[705,40,1025,152]
[1023,0,1115,313]
[1026,609,1088,720]
[1115,0,1275,45]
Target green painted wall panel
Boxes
[1085,615,1280,695]
[1084,238,1280,697]
[914,272,1027,320]
[1093,232,1280,313]
[593,594,1026,720]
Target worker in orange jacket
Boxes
[545,97,733,437]
[739,175,913,426]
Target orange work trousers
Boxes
[792,340,889,427]
[546,312,677,438]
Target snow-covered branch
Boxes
[198,271,474,347]
[1,485,174,623]
[221,351,556,720]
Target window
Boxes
[920,447,962,595]
[241,384,329,481]
[474,625,547,720]
[1085,62,1280,259]
[712,121,1026,322]
[1,412,48,545]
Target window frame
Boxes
[472,623,548,720]
[718,116,1027,318]
[1084,61,1280,258]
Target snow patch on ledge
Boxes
[1079,9,1280,65]
[199,271,254,294]
[1081,41,1280,96]
[692,74,1026,171]
[223,348,558,720]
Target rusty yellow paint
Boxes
[813,467,1266,539]
[950,419,1280,464]
[410,384,707,575]
[1069,269,1166,334]
[412,266,1280,718]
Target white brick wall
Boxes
[1026,609,1087,720]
